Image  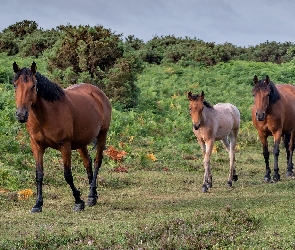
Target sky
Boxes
[1,0,295,47]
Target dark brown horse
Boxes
[188,91,240,192]
[252,75,295,182]
[13,61,112,213]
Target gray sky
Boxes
[1,0,294,47]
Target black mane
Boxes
[252,78,280,105]
[190,93,213,109]
[14,68,65,102]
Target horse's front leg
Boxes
[201,140,214,193]
[61,144,85,211]
[258,133,271,182]
[273,132,282,182]
[31,140,45,213]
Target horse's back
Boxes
[214,103,240,130]
[64,83,111,148]
[66,83,111,128]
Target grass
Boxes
[2,59,295,248]
[1,144,295,249]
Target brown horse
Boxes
[252,75,295,182]
[13,61,112,213]
[188,91,240,192]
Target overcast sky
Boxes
[1,0,294,47]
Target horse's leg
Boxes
[221,137,230,153]
[284,133,294,177]
[227,129,239,187]
[61,143,85,211]
[201,140,214,192]
[197,138,206,158]
[272,131,282,182]
[78,147,93,185]
[258,134,271,182]
[87,130,108,206]
[30,140,45,213]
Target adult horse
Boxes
[188,91,240,192]
[252,75,295,182]
[13,61,112,213]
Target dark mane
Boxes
[190,93,213,109]
[35,72,65,102]
[14,68,65,102]
[252,78,280,104]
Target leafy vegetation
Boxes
[2,20,295,249]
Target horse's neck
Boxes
[32,97,57,119]
[202,106,214,125]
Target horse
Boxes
[252,75,295,182]
[12,61,112,213]
[188,91,240,192]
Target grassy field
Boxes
[1,59,295,249]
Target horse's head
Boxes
[188,91,205,130]
[13,61,38,123]
[252,75,271,121]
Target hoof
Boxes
[273,174,281,182]
[87,197,97,207]
[233,175,238,182]
[31,206,42,213]
[264,176,271,183]
[207,182,212,188]
[74,201,85,212]
[227,181,232,187]
[202,184,208,193]
[286,170,294,178]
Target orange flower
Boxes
[18,188,34,200]
[147,153,157,161]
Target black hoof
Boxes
[87,197,97,207]
[202,184,208,193]
[74,201,85,212]
[264,176,271,183]
[31,206,42,213]
[286,170,294,178]
[207,182,212,188]
[273,174,281,182]
[233,174,238,182]
[227,181,232,187]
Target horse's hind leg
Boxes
[78,147,93,186]
[87,130,108,206]
[227,129,238,187]
[61,144,85,211]
[284,133,294,178]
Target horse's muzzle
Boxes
[256,111,266,121]
[16,110,29,123]
[193,123,200,130]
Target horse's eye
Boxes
[13,84,17,89]
[31,84,36,90]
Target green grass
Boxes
[2,58,295,248]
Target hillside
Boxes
[2,56,295,248]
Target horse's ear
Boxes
[13,62,20,73]
[201,91,205,101]
[31,61,37,74]
[188,91,192,100]
[253,75,258,84]
[265,75,270,84]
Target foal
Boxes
[188,91,240,192]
